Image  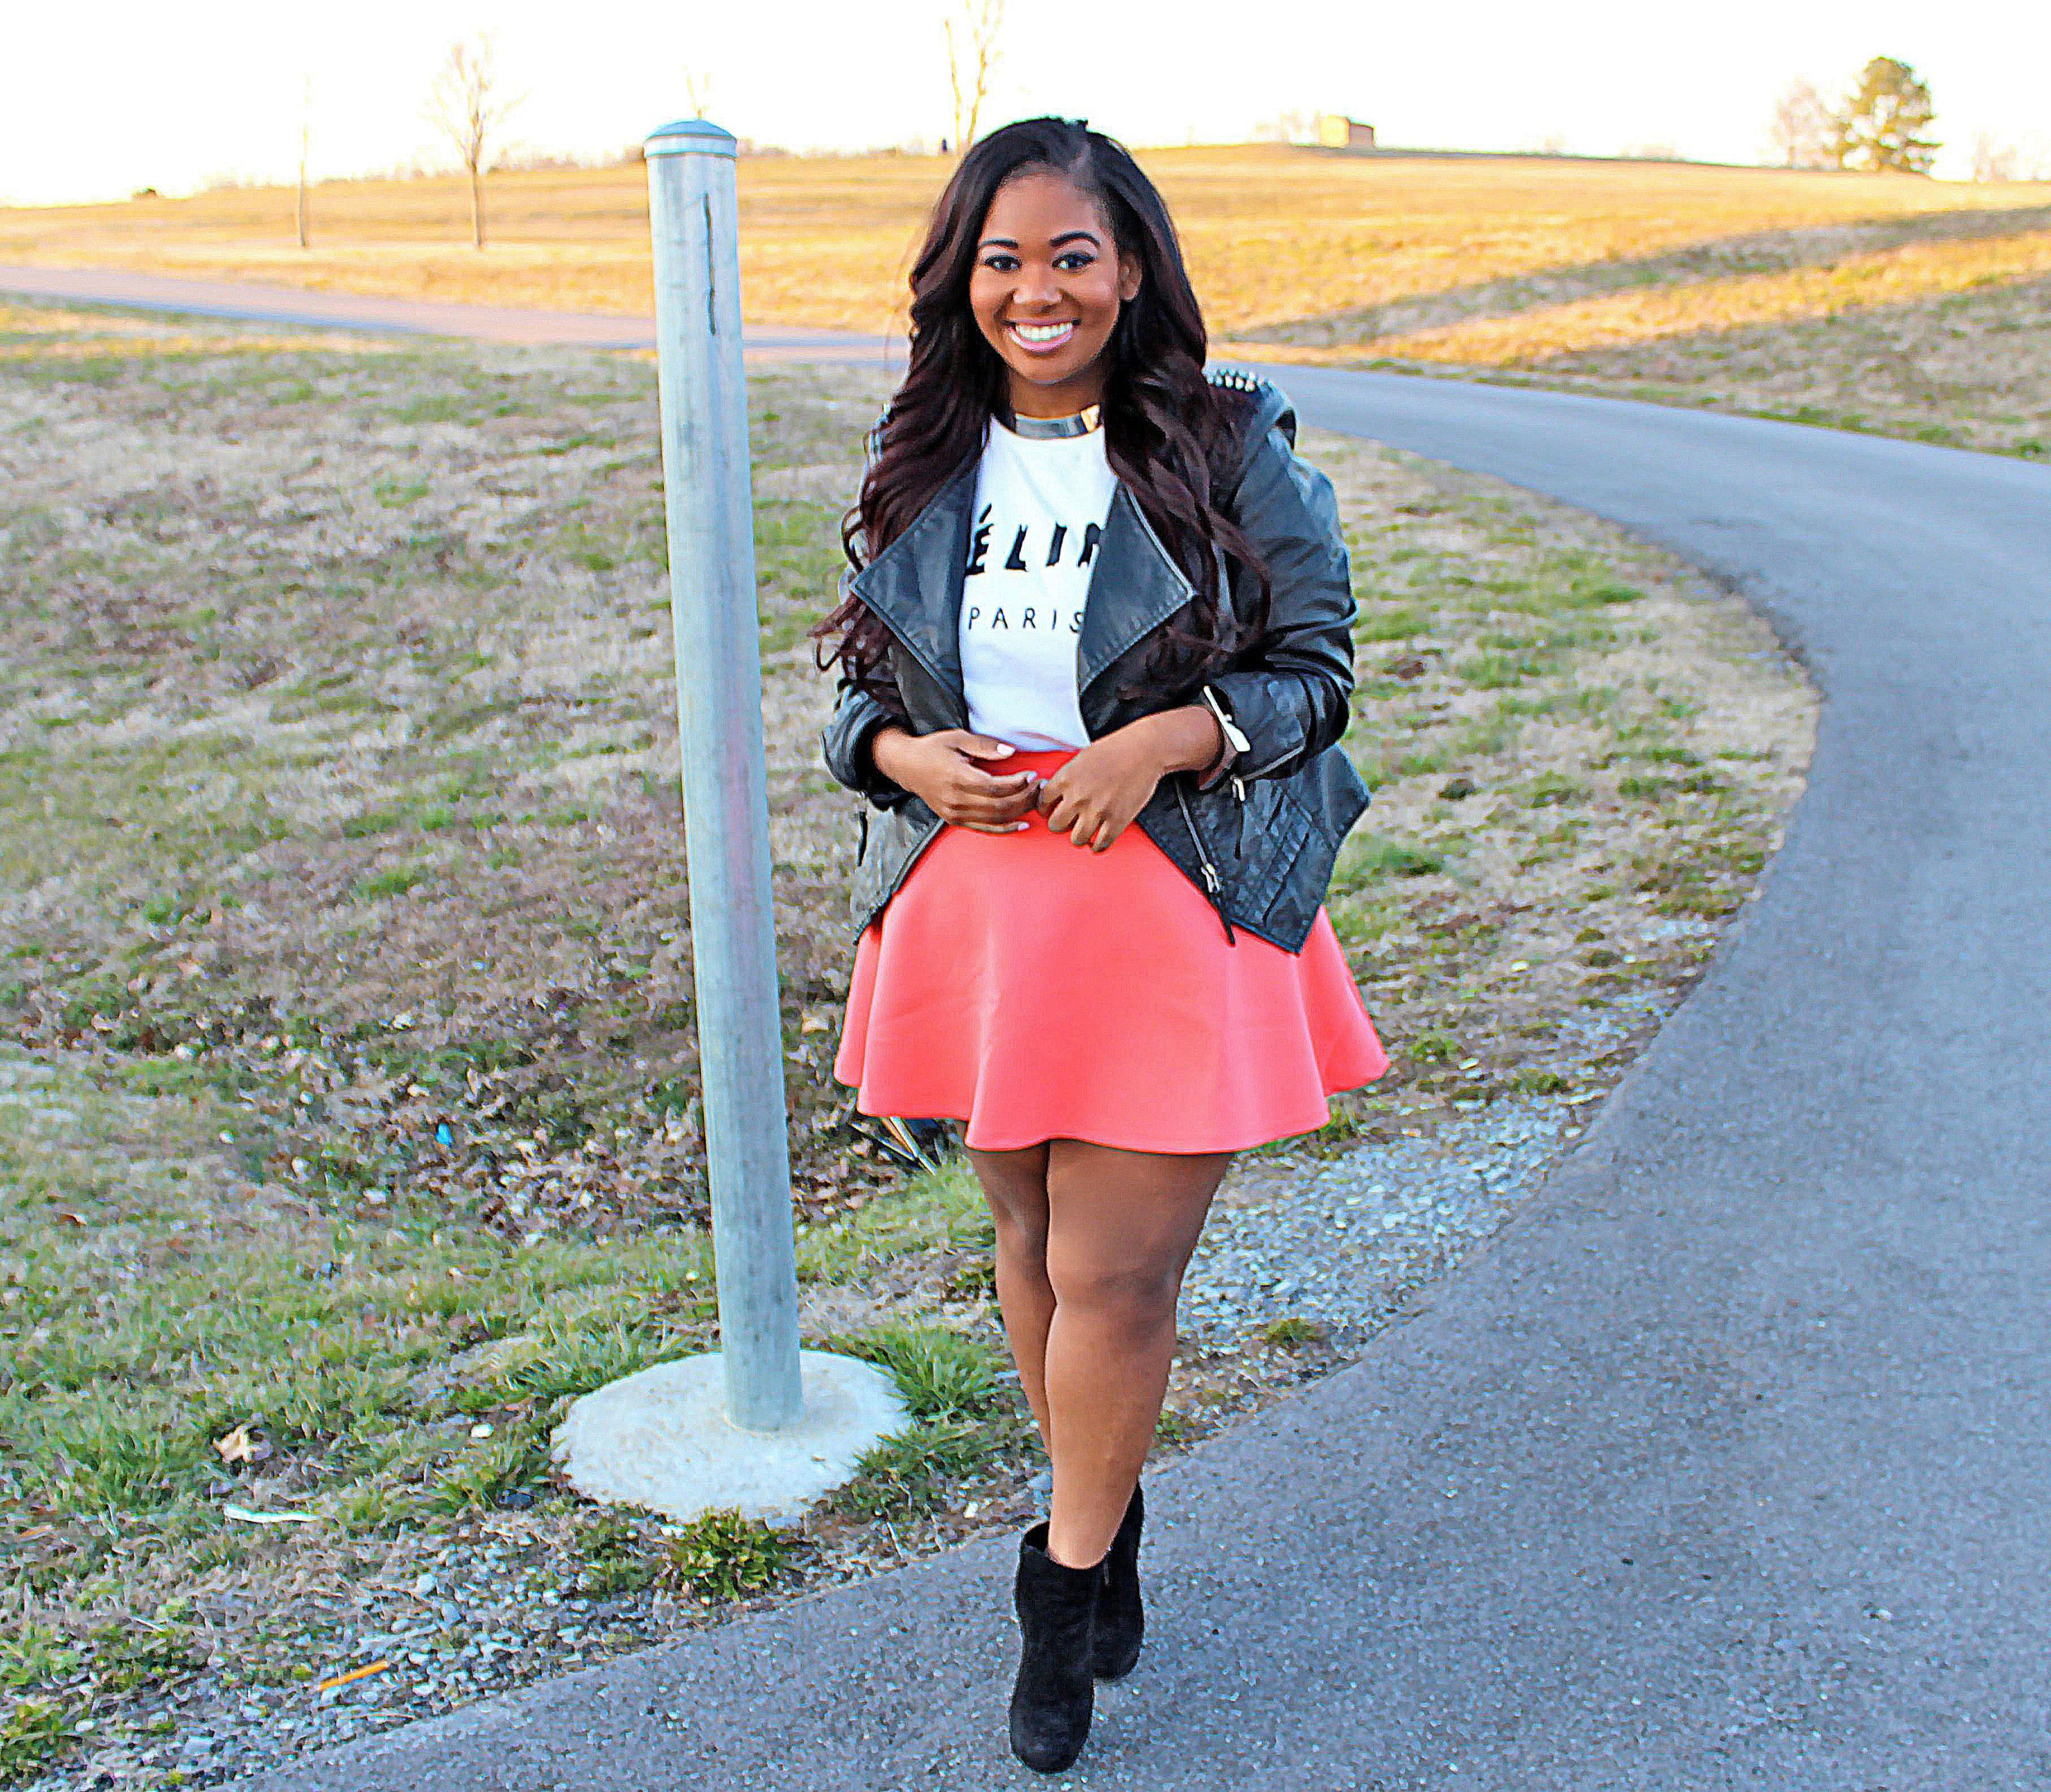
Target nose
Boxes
[1010,263,1063,310]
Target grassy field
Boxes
[8,146,2048,458]
[0,300,1813,1786]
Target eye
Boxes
[980,252,1021,273]
[1054,250,1097,271]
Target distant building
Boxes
[1318,115,1376,151]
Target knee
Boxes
[986,1195,1049,1265]
[1046,1252,1183,1337]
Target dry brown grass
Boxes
[1485,274,2051,458]
[1265,212,2051,363]
[8,147,2047,340]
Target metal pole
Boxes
[645,119,803,1432]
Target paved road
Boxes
[0,262,899,363]
[50,269,2038,1788]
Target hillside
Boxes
[5,145,2047,454]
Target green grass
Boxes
[1261,1316,1323,1348]
[661,1510,794,1603]
[831,1420,1000,1520]
[795,1159,993,1282]
[0,1047,720,1559]
[1332,833,1447,889]
[829,1320,1006,1422]
[0,1695,88,1785]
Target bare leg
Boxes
[1040,1141,1231,1569]
[966,1143,1055,1447]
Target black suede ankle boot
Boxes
[1090,1482,1145,1680]
[1009,1523,1103,1773]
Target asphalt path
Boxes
[0,263,899,363]
[33,269,2048,1788]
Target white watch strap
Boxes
[1201,684,1252,755]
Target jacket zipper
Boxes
[1172,781,1236,945]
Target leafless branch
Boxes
[1768,78,1839,170]
[945,0,1005,154]
[428,34,524,249]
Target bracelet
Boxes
[1196,686,1249,789]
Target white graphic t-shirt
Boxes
[958,416,1117,751]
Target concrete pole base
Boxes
[550,1350,909,1525]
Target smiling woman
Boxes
[808,117,1389,1772]
[968,173,1141,416]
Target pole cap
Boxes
[645,119,737,159]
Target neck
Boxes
[1008,369,1108,420]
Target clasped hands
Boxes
[868,708,1225,854]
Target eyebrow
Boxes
[977,229,1104,250]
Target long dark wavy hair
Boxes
[810,117,1268,709]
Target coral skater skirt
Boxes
[834,749,1389,1154]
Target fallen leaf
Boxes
[214,1424,272,1466]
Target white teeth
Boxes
[1011,320,1074,343]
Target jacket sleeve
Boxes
[820,675,910,804]
[1204,422,1358,785]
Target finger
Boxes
[953,785,1042,824]
[956,767,1039,795]
[940,790,1032,827]
[951,733,1016,760]
[983,788,1040,824]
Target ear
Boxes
[1117,251,1143,304]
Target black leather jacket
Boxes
[818,370,1370,953]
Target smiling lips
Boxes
[1006,319,1077,354]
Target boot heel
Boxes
[1009,1522,1102,1773]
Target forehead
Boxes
[977,168,1112,244]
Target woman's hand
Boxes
[869,727,1042,833]
[1036,706,1225,852]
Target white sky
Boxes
[4,0,2047,206]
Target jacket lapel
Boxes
[846,463,978,701]
[1077,485,1196,698]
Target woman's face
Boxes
[968,169,1142,419]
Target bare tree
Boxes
[945,0,1006,154]
[1769,78,1839,169]
[428,34,522,250]
[296,78,313,250]
[1972,133,2020,183]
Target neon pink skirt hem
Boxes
[833,750,1389,1154]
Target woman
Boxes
[813,117,1389,1772]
